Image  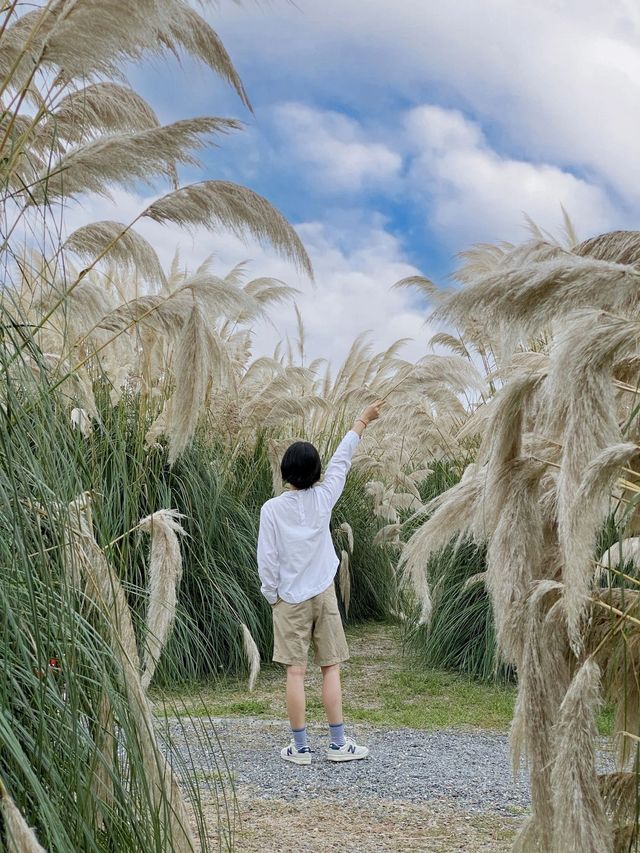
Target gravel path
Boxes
[166,717,531,816]
[158,625,615,850]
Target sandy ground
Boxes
[234,795,521,852]
[193,791,522,852]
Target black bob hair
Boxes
[280,441,322,490]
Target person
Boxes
[257,399,385,764]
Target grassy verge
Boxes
[154,622,617,737]
[153,623,517,731]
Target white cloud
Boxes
[405,105,617,245]
[272,102,402,193]
[276,218,429,366]
[263,98,617,247]
[213,0,640,206]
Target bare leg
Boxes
[286,664,307,730]
[321,663,343,725]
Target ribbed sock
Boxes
[292,727,308,750]
[329,722,346,747]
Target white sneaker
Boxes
[326,737,369,762]
[280,742,312,765]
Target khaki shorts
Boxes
[272,583,349,667]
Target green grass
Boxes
[598,703,615,737]
[358,668,516,730]
[155,623,518,731]
[157,623,620,738]
[0,350,231,850]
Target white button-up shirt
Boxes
[257,430,361,604]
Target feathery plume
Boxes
[486,458,550,663]
[138,509,186,690]
[551,658,613,853]
[429,331,472,358]
[398,473,484,622]
[463,572,487,591]
[392,275,439,300]
[510,582,568,851]
[598,538,640,572]
[30,118,241,202]
[574,230,640,266]
[100,271,252,336]
[437,239,640,343]
[338,521,354,554]
[561,442,639,653]
[241,624,260,692]
[10,0,248,95]
[64,222,166,286]
[70,407,92,437]
[64,495,196,852]
[166,304,228,464]
[37,83,160,149]
[143,181,313,277]
[164,2,251,110]
[373,523,402,548]
[600,772,638,824]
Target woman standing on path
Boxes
[257,400,385,764]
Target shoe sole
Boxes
[326,749,369,762]
[280,753,311,765]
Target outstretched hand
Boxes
[360,399,386,425]
[353,398,386,436]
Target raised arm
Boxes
[257,505,280,604]
[316,399,386,511]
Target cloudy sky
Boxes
[78,0,640,365]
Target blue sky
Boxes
[92,0,640,365]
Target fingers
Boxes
[358,397,386,426]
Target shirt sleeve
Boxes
[315,430,361,512]
[257,505,279,604]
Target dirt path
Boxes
[231,795,521,852]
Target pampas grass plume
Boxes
[551,658,613,853]
[339,521,354,553]
[65,496,196,852]
[241,624,260,692]
[339,550,351,616]
[138,509,186,690]
[70,407,92,437]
